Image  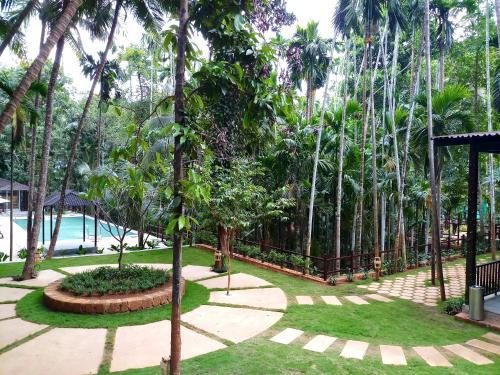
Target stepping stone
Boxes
[483,332,500,344]
[357,285,368,289]
[0,328,106,375]
[443,344,493,365]
[181,265,219,281]
[0,270,64,287]
[380,345,407,365]
[182,305,283,343]
[209,288,287,310]
[296,296,314,305]
[111,320,226,372]
[321,296,342,305]
[198,273,271,289]
[340,340,369,360]
[0,318,48,349]
[303,335,337,353]
[0,303,16,319]
[270,328,303,345]
[0,287,32,302]
[466,339,500,355]
[413,346,452,367]
[365,294,393,303]
[344,296,369,305]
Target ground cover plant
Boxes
[59,265,170,296]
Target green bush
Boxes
[290,254,305,269]
[146,239,160,249]
[17,248,28,259]
[439,296,464,315]
[60,265,170,296]
[196,231,217,246]
[328,275,337,286]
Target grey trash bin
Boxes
[469,285,485,321]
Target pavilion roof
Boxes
[44,190,96,208]
[0,178,29,191]
[433,132,500,152]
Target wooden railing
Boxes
[476,260,500,297]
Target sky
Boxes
[1,0,339,97]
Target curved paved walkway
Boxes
[0,265,285,374]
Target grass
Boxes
[1,247,499,374]
[16,280,209,329]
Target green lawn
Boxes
[1,247,499,374]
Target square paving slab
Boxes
[111,320,226,372]
[340,340,369,359]
[413,346,452,367]
[344,296,369,305]
[270,328,304,345]
[365,294,393,303]
[198,273,272,289]
[380,345,407,365]
[0,287,33,302]
[303,335,337,353]
[0,269,64,287]
[209,287,287,310]
[181,265,219,281]
[0,303,16,319]
[0,327,106,375]
[0,318,48,349]
[466,339,500,355]
[321,296,342,305]
[443,344,493,365]
[182,305,283,343]
[484,332,500,344]
[296,296,314,305]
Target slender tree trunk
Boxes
[335,36,349,271]
[424,0,446,300]
[486,1,497,259]
[22,36,65,279]
[47,0,122,258]
[0,0,39,57]
[27,21,46,247]
[169,1,188,373]
[495,0,500,56]
[0,0,83,134]
[9,120,14,261]
[305,31,337,260]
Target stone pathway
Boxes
[0,269,65,287]
[295,294,393,306]
[0,264,286,374]
[359,264,466,307]
[269,327,500,367]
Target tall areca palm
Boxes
[287,21,331,122]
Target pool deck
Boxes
[0,214,155,261]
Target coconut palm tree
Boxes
[0,0,38,57]
[287,21,331,122]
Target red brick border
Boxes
[43,278,185,314]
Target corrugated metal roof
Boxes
[0,178,29,191]
[44,190,95,207]
[433,132,500,146]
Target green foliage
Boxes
[17,247,28,259]
[145,239,160,249]
[60,265,169,296]
[439,296,465,315]
[0,251,8,262]
[328,274,337,286]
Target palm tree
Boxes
[287,21,331,122]
[0,0,38,57]
[0,0,83,134]
[485,0,496,259]
[424,0,446,300]
[432,0,455,91]
[495,0,500,54]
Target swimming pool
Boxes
[15,216,133,242]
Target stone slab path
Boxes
[303,334,337,353]
[380,345,406,365]
[321,296,342,305]
[443,344,493,365]
[270,328,304,345]
[296,295,314,305]
[365,294,393,303]
[198,273,272,289]
[0,286,32,302]
[182,305,283,343]
[0,303,16,319]
[466,339,500,355]
[209,287,287,310]
[0,328,106,375]
[181,265,220,281]
[413,346,452,367]
[111,320,226,372]
[340,340,369,360]
[484,332,500,344]
[0,269,65,287]
[344,296,370,305]
[0,318,48,349]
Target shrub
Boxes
[96,248,104,254]
[290,254,305,270]
[0,251,7,262]
[60,265,170,296]
[17,248,28,259]
[237,244,259,257]
[328,275,337,286]
[146,239,160,249]
[440,296,464,315]
[78,245,87,255]
[346,271,354,282]
[196,231,217,246]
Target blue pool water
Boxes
[15,216,130,242]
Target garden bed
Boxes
[44,278,185,314]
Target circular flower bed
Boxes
[44,265,185,314]
[60,265,169,296]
